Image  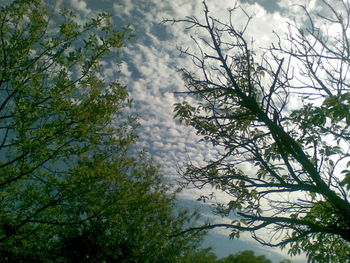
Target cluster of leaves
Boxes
[166,0,350,262]
[179,249,291,263]
[0,0,203,262]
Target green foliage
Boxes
[179,249,291,263]
[167,1,350,262]
[179,248,218,263]
[0,0,203,261]
[219,250,271,263]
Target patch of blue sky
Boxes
[53,0,315,261]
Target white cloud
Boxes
[113,2,307,260]
[62,0,309,260]
[70,0,90,13]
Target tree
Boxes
[166,0,350,262]
[219,250,271,263]
[46,155,203,263]
[0,0,203,261]
[179,249,288,263]
[179,247,218,263]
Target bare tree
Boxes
[165,1,350,261]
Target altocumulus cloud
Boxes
[52,0,315,262]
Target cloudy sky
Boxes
[51,0,328,262]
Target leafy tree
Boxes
[166,0,350,262]
[178,249,290,263]
[179,247,218,263]
[47,155,203,263]
[0,0,202,262]
[219,250,271,263]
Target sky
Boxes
[49,0,327,262]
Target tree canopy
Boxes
[219,250,271,263]
[166,0,350,262]
[179,248,291,263]
[0,0,203,261]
